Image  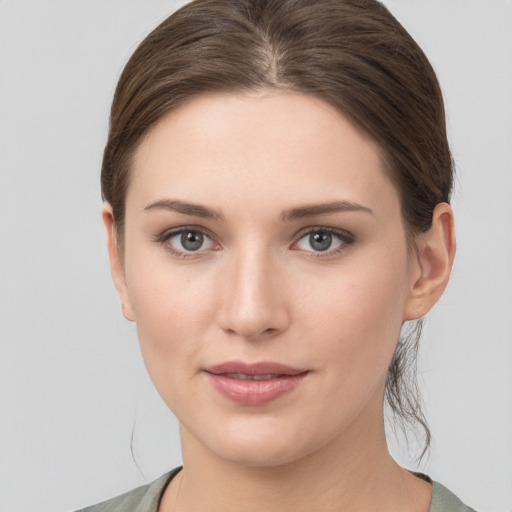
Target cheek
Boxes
[296,278,406,443]
[125,256,218,385]
[297,251,409,379]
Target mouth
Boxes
[221,373,290,381]
[204,361,309,406]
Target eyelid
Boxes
[154,224,354,258]
[290,226,355,256]
[156,225,221,257]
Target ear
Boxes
[102,204,135,322]
[403,202,456,321]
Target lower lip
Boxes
[205,372,308,406]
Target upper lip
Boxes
[205,361,307,376]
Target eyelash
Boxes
[292,227,355,258]
[155,226,219,259]
[155,226,355,259]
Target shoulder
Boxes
[75,468,181,512]
[430,481,478,512]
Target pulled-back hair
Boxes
[102,0,453,458]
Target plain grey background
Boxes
[1,1,511,511]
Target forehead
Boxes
[128,90,400,220]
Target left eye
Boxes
[294,229,350,253]
[165,229,216,253]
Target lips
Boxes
[204,361,309,406]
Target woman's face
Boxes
[112,90,423,467]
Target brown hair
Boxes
[102,0,453,458]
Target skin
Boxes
[104,90,455,512]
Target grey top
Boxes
[77,467,478,512]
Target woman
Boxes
[80,0,474,510]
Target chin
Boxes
[182,414,322,469]
[217,439,309,468]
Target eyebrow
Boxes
[144,199,224,221]
[144,198,373,222]
[280,200,374,221]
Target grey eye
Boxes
[309,232,332,251]
[295,229,347,253]
[166,229,216,253]
[181,231,204,251]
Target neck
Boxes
[161,396,431,512]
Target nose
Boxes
[216,247,290,341]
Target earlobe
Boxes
[102,205,136,322]
[404,203,456,321]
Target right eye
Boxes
[160,228,218,257]
[291,226,355,257]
